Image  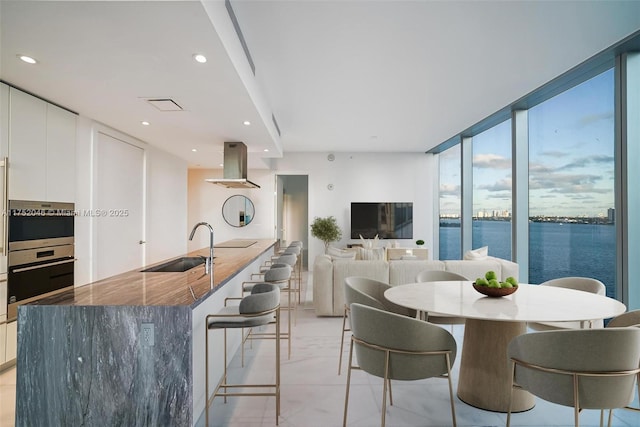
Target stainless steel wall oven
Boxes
[7,200,75,320]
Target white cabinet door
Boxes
[0,83,9,158]
[46,103,76,202]
[5,320,16,362]
[0,322,6,366]
[95,132,144,280]
[8,88,47,201]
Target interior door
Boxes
[95,132,144,280]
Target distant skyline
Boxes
[440,68,615,218]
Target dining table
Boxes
[384,281,627,412]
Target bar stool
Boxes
[205,283,281,426]
[242,264,293,359]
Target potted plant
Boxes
[416,239,425,247]
[311,216,342,252]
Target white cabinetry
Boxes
[8,87,76,202]
[1,275,7,366]
[5,320,16,362]
[0,83,8,158]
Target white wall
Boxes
[187,168,275,251]
[187,152,437,268]
[75,118,188,286]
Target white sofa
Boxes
[312,255,519,316]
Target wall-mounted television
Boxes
[350,202,413,239]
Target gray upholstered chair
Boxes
[205,283,281,426]
[528,277,607,331]
[243,264,293,359]
[506,328,640,427]
[415,270,469,326]
[603,310,640,421]
[607,309,640,328]
[343,303,458,427]
[338,276,415,375]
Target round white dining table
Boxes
[384,281,627,413]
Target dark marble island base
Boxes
[15,239,276,427]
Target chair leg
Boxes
[343,338,355,427]
[381,349,390,427]
[338,305,348,375]
[445,353,457,427]
[205,325,210,427]
[275,307,281,425]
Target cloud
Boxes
[478,178,512,192]
[561,154,614,170]
[472,153,511,169]
[540,150,570,158]
[439,183,460,196]
[577,112,614,127]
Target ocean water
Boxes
[440,220,617,298]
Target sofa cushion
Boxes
[389,260,445,286]
[332,260,389,316]
[357,247,385,260]
[327,246,357,260]
[444,259,502,282]
[463,246,489,260]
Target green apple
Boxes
[506,277,518,287]
[485,270,497,281]
[488,279,500,288]
[501,281,513,288]
[475,277,489,286]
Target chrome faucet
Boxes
[189,222,214,275]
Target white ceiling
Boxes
[2,1,639,168]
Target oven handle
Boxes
[12,258,76,273]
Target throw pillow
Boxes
[463,246,489,260]
[357,247,385,261]
[327,246,357,260]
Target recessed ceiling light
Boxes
[264,149,269,152]
[193,54,207,63]
[243,121,251,126]
[141,121,150,126]
[191,149,197,152]
[18,55,37,64]
[219,163,224,167]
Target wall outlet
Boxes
[141,323,155,347]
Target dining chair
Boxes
[343,303,457,427]
[415,270,469,326]
[528,277,607,331]
[602,309,640,422]
[205,283,281,426]
[506,328,640,427]
[338,277,415,375]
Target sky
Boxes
[440,68,615,218]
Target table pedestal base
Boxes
[457,319,534,412]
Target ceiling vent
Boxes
[146,98,183,111]
[205,142,260,189]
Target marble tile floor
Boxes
[2,271,640,426]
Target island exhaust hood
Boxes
[205,142,260,189]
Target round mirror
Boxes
[222,195,255,227]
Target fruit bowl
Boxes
[472,283,518,297]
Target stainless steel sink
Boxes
[141,256,208,273]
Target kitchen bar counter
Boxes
[30,239,276,307]
[15,239,277,427]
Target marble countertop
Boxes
[29,239,276,308]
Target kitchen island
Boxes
[15,239,277,427]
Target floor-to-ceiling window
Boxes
[472,120,512,260]
[528,69,615,297]
[439,144,461,260]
